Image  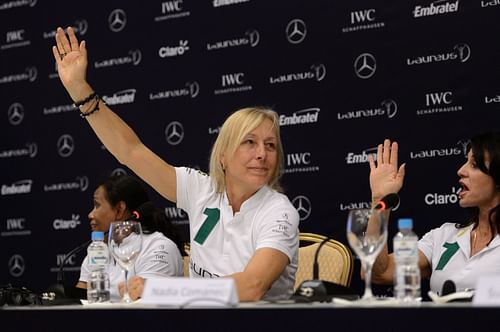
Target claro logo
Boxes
[425,187,461,205]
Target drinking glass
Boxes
[346,208,387,301]
[108,221,143,303]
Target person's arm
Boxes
[229,248,289,302]
[76,281,87,289]
[367,139,405,282]
[52,27,177,202]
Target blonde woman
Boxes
[53,27,299,302]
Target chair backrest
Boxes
[183,242,190,277]
[294,233,354,290]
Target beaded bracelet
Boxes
[73,92,97,108]
[79,97,101,118]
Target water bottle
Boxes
[87,231,110,303]
[393,218,421,302]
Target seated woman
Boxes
[77,175,184,302]
[369,132,500,294]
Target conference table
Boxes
[2,300,499,332]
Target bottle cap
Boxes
[398,218,413,230]
[91,231,104,241]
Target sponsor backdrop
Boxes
[0,0,499,296]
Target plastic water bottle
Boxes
[87,231,110,303]
[393,218,421,302]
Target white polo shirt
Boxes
[80,231,183,302]
[418,222,500,294]
[175,167,299,301]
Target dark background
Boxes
[1,0,499,297]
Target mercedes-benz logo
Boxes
[286,19,307,44]
[186,81,200,98]
[310,64,327,81]
[57,134,75,158]
[381,99,398,118]
[8,102,24,126]
[109,9,127,32]
[245,30,260,47]
[354,53,376,79]
[8,254,25,277]
[165,121,184,146]
[453,43,471,63]
[292,195,312,221]
[111,168,128,177]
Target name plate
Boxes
[141,277,239,307]
[473,276,500,306]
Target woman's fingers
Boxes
[390,141,399,167]
[55,27,68,55]
[383,139,391,164]
[67,26,80,51]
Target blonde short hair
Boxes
[209,107,284,193]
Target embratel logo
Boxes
[213,0,250,7]
[94,50,142,68]
[340,201,371,211]
[214,72,252,95]
[337,99,398,120]
[284,152,320,174]
[8,102,24,125]
[165,207,188,225]
[53,214,81,230]
[345,147,378,164]
[292,195,312,221]
[207,30,259,50]
[165,121,184,146]
[482,0,500,7]
[57,134,75,157]
[0,142,37,158]
[44,176,89,192]
[342,8,385,33]
[102,89,136,105]
[159,40,190,57]
[9,254,25,277]
[279,108,320,126]
[1,28,31,50]
[43,20,88,39]
[407,43,471,66]
[109,9,127,32]
[286,19,307,44]
[150,81,199,100]
[1,179,32,195]
[410,141,465,159]
[0,0,36,10]
[425,187,461,205]
[269,64,326,84]
[416,91,463,116]
[1,217,31,237]
[413,0,459,18]
[155,0,190,21]
[0,66,37,84]
[354,53,376,79]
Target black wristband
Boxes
[73,92,97,108]
[79,97,101,118]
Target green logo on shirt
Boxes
[194,208,220,245]
[435,242,459,270]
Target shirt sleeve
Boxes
[254,197,300,262]
[133,234,183,278]
[418,227,438,263]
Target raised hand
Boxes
[368,139,405,203]
[52,27,89,98]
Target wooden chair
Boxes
[294,232,354,290]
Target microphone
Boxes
[292,237,358,303]
[441,279,456,296]
[374,193,400,211]
[44,239,91,304]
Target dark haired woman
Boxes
[76,175,183,302]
